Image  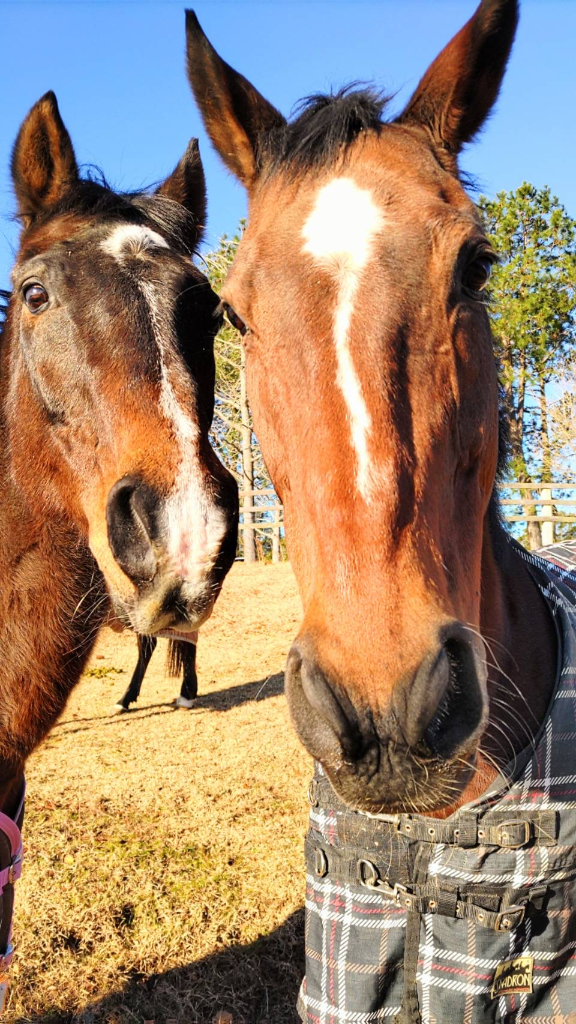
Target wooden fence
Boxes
[240,483,576,560]
[239,489,284,562]
[499,482,576,547]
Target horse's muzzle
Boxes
[285,627,488,813]
[106,474,237,633]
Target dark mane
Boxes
[2,177,198,340]
[27,176,198,256]
[259,86,390,176]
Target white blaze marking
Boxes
[101,224,170,262]
[138,279,228,585]
[302,178,384,501]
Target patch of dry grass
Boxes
[7,564,310,1024]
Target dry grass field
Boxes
[7,564,311,1024]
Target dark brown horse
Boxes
[185,0,558,818]
[115,636,199,711]
[0,90,238,969]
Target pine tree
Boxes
[479,184,576,546]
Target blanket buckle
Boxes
[494,902,527,931]
[495,819,531,850]
[356,859,407,903]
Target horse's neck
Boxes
[435,518,557,816]
[471,517,558,796]
[0,461,106,781]
[0,775,25,823]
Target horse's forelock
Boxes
[258,86,391,177]
[131,193,198,257]
[22,176,197,257]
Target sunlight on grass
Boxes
[9,565,308,1024]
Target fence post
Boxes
[240,350,256,563]
[527,488,543,551]
[540,487,555,547]
[272,503,281,564]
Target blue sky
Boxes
[1,0,574,293]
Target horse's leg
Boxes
[114,636,157,712]
[175,644,198,709]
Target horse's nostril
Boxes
[286,643,362,762]
[106,475,160,585]
[423,636,485,759]
[300,658,353,749]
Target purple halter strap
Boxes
[0,782,25,1013]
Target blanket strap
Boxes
[306,837,548,934]
[393,840,430,1024]
[308,778,558,850]
[393,810,558,849]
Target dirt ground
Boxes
[7,563,312,1024]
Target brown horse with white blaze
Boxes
[0,91,238,791]
[186,0,558,817]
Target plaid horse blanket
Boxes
[297,541,576,1023]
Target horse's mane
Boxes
[0,170,198,339]
[259,85,483,199]
[259,85,391,176]
[28,171,199,256]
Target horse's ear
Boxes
[185,10,285,186]
[397,0,518,158]
[156,139,207,245]
[11,91,78,227]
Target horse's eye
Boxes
[23,283,49,314]
[223,302,247,336]
[462,256,493,296]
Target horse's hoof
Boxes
[112,703,129,714]
[174,696,195,709]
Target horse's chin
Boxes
[156,627,199,644]
[107,583,214,638]
[323,748,479,817]
[103,604,199,644]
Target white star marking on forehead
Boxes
[302,178,384,502]
[100,224,170,262]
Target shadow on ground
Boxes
[22,908,304,1024]
[56,673,286,733]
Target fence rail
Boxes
[239,482,576,558]
[238,490,283,561]
[499,483,576,544]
